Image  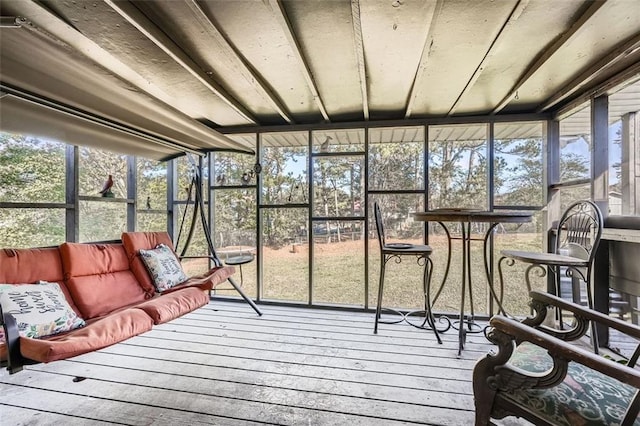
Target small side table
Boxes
[224,254,254,286]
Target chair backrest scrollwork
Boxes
[374,202,386,250]
[555,200,603,265]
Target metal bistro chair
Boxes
[497,200,604,352]
[373,202,443,343]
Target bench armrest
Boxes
[474,315,640,426]
[487,315,640,389]
[530,290,640,338]
[1,305,26,374]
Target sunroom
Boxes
[1,1,640,425]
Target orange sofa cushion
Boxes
[121,232,175,296]
[18,308,154,363]
[165,266,236,293]
[121,232,235,294]
[60,243,148,319]
[136,287,209,324]
[0,247,80,315]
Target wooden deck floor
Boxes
[0,301,520,425]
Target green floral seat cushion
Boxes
[502,342,640,426]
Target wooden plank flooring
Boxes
[0,301,518,425]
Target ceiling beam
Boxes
[267,0,330,122]
[554,59,640,120]
[447,0,530,117]
[8,1,244,152]
[404,0,444,119]
[1,83,204,156]
[492,1,607,114]
[105,0,257,125]
[184,0,293,124]
[350,0,369,120]
[217,111,551,135]
[538,33,640,113]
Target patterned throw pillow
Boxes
[0,281,85,339]
[139,244,188,292]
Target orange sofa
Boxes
[0,232,235,374]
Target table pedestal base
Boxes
[377,309,451,344]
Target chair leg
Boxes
[374,256,386,334]
[423,257,442,344]
[553,265,564,329]
[586,277,599,354]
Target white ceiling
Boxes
[1,0,640,158]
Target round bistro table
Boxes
[412,210,533,355]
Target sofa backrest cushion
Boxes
[121,232,176,296]
[0,247,79,315]
[60,242,148,319]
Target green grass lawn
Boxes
[184,232,546,317]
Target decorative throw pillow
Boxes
[139,244,188,292]
[0,281,85,339]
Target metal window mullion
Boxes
[488,123,495,211]
[208,154,214,269]
[487,123,495,315]
[621,112,638,215]
[127,155,136,232]
[591,95,609,217]
[424,124,429,244]
[65,145,79,242]
[591,95,610,345]
[308,129,313,306]
[257,133,264,302]
[364,125,370,310]
[167,158,177,239]
[546,119,560,294]
[367,189,425,195]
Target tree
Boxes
[494,138,543,206]
[429,139,487,209]
[0,133,65,203]
[0,133,66,247]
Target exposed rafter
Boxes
[554,59,640,120]
[447,0,530,117]
[184,0,293,124]
[267,0,330,122]
[7,1,243,151]
[13,2,179,118]
[105,0,257,125]
[350,0,369,120]
[1,83,204,156]
[538,33,640,113]
[493,0,607,114]
[404,0,444,119]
